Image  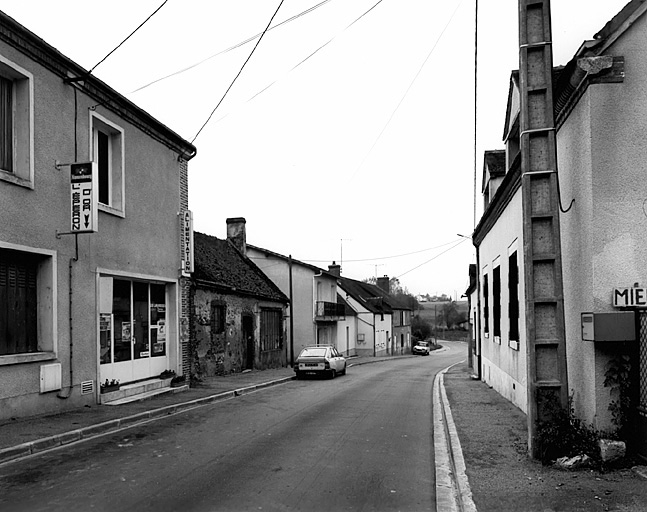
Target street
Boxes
[0,344,464,512]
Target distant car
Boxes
[412,341,431,356]
[294,345,347,379]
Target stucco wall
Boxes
[479,189,528,413]
[0,37,186,419]
[557,13,647,428]
[246,249,317,361]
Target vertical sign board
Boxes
[181,210,194,274]
[70,162,98,233]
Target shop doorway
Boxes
[100,278,168,384]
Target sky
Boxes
[0,0,631,298]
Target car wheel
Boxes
[341,365,346,376]
[330,369,336,379]
[295,371,302,380]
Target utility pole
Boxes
[340,238,352,268]
[518,0,568,458]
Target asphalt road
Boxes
[0,344,465,512]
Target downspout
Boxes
[288,255,294,366]
[475,243,482,379]
[58,234,78,399]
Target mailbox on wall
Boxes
[581,311,636,342]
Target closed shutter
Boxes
[0,249,38,355]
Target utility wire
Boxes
[296,238,465,264]
[131,0,333,93]
[190,0,285,144]
[349,0,464,181]
[89,0,169,74]
[244,0,385,104]
[396,238,468,279]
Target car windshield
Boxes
[417,342,429,347]
[300,347,328,357]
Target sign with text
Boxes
[613,287,647,308]
[70,162,98,233]
[181,210,194,274]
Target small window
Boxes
[483,273,489,336]
[508,252,519,343]
[0,56,34,188]
[211,303,226,334]
[91,112,124,215]
[493,265,501,339]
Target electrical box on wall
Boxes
[581,311,636,342]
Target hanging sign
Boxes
[181,210,194,274]
[70,162,98,233]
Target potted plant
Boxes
[100,379,120,393]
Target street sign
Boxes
[70,162,98,233]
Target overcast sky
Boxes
[1,0,631,297]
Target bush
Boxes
[535,394,601,466]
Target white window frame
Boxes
[90,111,125,217]
[0,54,34,189]
[0,242,57,366]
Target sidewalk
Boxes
[0,355,407,465]
[442,362,647,512]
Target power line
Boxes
[349,0,464,181]
[89,0,169,74]
[298,238,466,264]
[395,238,468,279]
[131,0,334,93]
[190,0,285,144]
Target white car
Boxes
[412,341,431,356]
[294,345,347,379]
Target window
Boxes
[493,265,501,339]
[483,273,489,336]
[260,309,283,352]
[508,252,519,343]
[0,246,55,362]
[211,302,226,334]
[91,112,124,214]
[0,56,33,188]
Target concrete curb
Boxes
[0,376,295,466]
[434,362,477,512]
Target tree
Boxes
[436,300,467,329]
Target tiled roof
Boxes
[193,232,288,303]
[337,277,412,314]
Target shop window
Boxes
[0,56,34,188]
[91,112,124,215]
[0,246,55,363]
[260,309,282,352]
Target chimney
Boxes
[377,275,390,294]
[328,261,341,277]
[226,217,247,256]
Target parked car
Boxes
[412,341,431,356]
[294,345,347,379]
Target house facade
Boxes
[190,227,289,378]
[0,12,195,420]
[472,1,647,454]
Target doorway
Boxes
[243,314,254,370]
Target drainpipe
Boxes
[288,255,294,366]
[58,234,78,399]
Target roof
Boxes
[193,232,288,303]
[481,150,506,193]
[337,277,412,314]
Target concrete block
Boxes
[598,439,625,463]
